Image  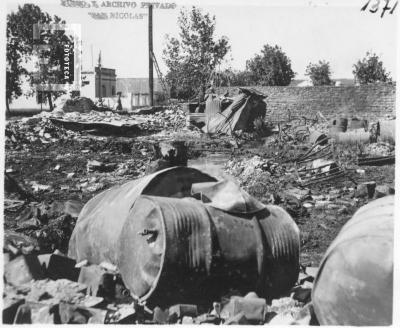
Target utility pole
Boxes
[148,4,154,106]
[98,51,102,103]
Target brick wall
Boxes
[217,84,396,122]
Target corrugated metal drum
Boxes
[118,196,213,304]
[68,167,216,265]
[332,130,370,145]
[348,118,368,131]
[329,117,348,134]
[117,195,300,306]
[312,196,394,325]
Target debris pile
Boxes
[55,96,97,113]
[6,106,187,144]
[3,250,318,324]
[4,97,396,325]
[5,116,81,149]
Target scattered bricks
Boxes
[153,306,169,324]
[356,169,366,176]
[87,160,117,173]
[302,281,314,289]
[269,297,300,314]
[79,296,104,308]
[195,313,221,324]
[58,302,107,324]
[169,304,198,319]
[182,316,195,324]
[315,200,331,209]
[111,305,136,324]
[26,279,87,305]
[291,286,312,303]
[375,185,395,199]
[4,255,44,286]
[224,311,249,325]
[38,253,80,281]
[298,272,314,284]
[2,297,25,323]
[78,264,105,296]
[305,267,319,278]
[284,188,311,202]
[267,312,295,325]
[13,302,54,324]
[292,303,316,325]
[221,295,267,323]
[355,181,376,199]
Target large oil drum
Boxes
[118,195,299,306]
[69,167,300,307]
[329,117,348,134]
[68,167,217,265]
[331,129,371,145]
[312,196,394,325]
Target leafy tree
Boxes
[6,4,70,113]
[163,7,230,100]
[305,60,332,86]
[217,69,254,87]
[246,44,295,86]
[353,52,392,84]
[6,32,28,114]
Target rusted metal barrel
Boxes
[68,167,217,265]
[312,196,394,325]
[69,167,300,306]
[329,117,348,133]
[118,195,299,306]
[378,120,395,144]
[331,129,370,145]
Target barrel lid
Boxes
[117,196,166,300]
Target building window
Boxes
[102,85,106,97]
[112,86,115,96]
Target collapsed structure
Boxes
[202,88,267,135]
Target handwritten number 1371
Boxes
[361,0,398,17]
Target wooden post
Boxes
[148,4,154,106]
[98,51,102,102]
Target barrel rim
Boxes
[123,196,167,302]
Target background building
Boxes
[116,78,167,107]
[81,66,116,99]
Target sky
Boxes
[5,0,398,80]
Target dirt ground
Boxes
[4,114,395,265]
[2,106,396,324]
